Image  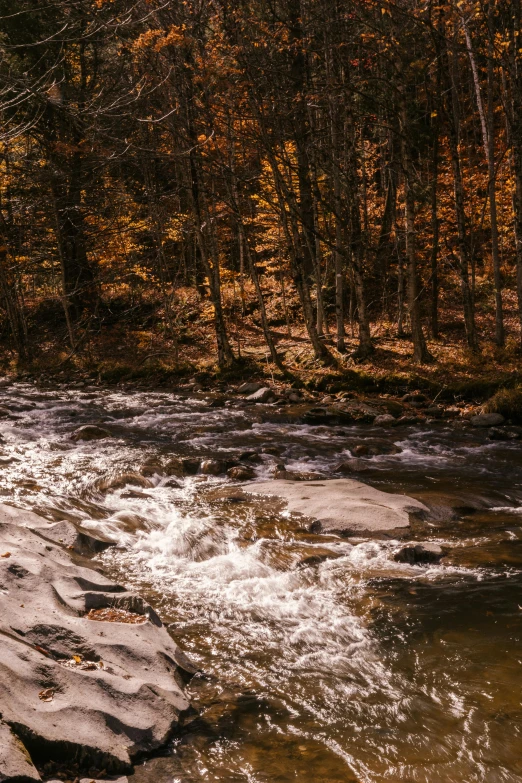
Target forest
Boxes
[1,0,522,388]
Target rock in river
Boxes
[334,459,369,474]
[394,542,445,564]
[200,459,225,475]
[373,414,396,427]
[98,472,153,492]
[246,387,275,403]
[72,425,112,441]
[227,466,255,481]
[0,503,196,777]
[238,382,264,395]
[470,413,505,427]
[246,478,428,536]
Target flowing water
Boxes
[1,382,521,783]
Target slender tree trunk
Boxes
[399,106,433,363]
[462,14,504,345]
[189,151,235,368]
[0,238,27,357]
[442,36,478,350]
[330,105,346,352]
[346,108,373,358]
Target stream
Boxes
[1,382,521,783]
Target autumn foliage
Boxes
[1,0,522,376]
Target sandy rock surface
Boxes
[0,504,196,778]
[246,478,428,535]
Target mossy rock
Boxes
[484,384,522,423]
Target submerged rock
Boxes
[0,504,196,777]
[98,472,153,492]
[227,466,255,480]
[334,459,369,474]
[394,542,445,564]
[71,425,112,441]
[373,414,396,427]
[181,457,201,475]
[488,426,521,441]
[470,413,505,427]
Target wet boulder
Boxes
[302,407,354,426]
[246,387,275,403]
[164,458,184,477]
[352,444,370,457]
[227,466,255,481]
[200,459,225,476]
[488,426,521,441]
[470,413,505,427]
[395,415,422,425]
[98,472,153,492]
[333,459,369,474]
[394,542,445,565]
[382,400,404,417]
[424,405,444,419]
[373,414,396,427]
[165,457,201,476]
[72,425,112,441]
[239,451,262,463]
[401,392,428,404]
[247,478,429,536]
[207,397,226,408]
[238,382,264,395]
[140,459,164,477]
[272,464,322,481]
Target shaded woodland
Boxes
[1,0,522,380]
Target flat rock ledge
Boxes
[246,478,429,536]
[0,504,197,781]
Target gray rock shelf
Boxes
[0,504,197,781]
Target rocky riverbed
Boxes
[0,377,521,782]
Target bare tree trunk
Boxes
[442,34,479,350]
[462,14,504,345]
[0,239,27,357]
[399,102,433,363]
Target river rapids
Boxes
[0,382,521,783]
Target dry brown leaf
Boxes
[38,688,54,702]
[1,552,11,558]
[86,607,147,624]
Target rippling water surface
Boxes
[1,383,521,782]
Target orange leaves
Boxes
[132,25,187,53]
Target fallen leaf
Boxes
[1,552,11,558]
[86,607,147,624]
[73,654,82,664]
[38,688,54,702]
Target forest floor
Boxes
[0,285,521,403]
